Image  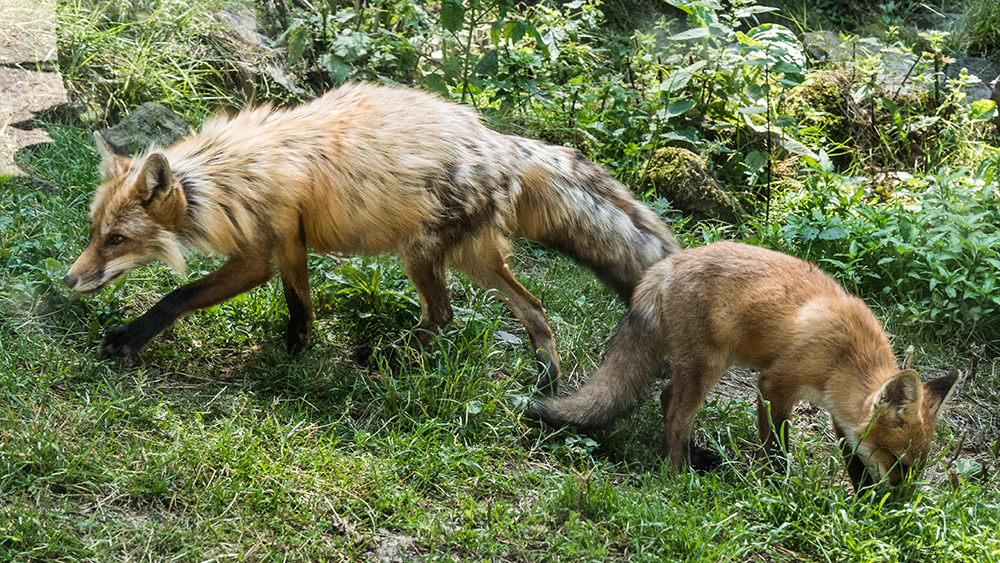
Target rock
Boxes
[943,57,1000,103]
[640,147,743,224]
[910,12,962,31]
[992,82,1000,127]
[0,0,66,175]
[98,102,192,156]
[209,6,309,101]
[802,31,842,63]
[494,330,523,347]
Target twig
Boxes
[945,429,967,491]
[946,429,968,469]
[968,343,983,383]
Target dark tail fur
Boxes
[530,294,668,428]
[509,139,680,302]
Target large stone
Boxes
[943,57,1000,103]
[0,0,66,175]
[640,147,743,224]
[209,6,309,101]
[99,102,192,156]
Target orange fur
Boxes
[64,83,679,394]
[533,241,959,490]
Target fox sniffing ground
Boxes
[532,241,959,490]
[63,82,679,394]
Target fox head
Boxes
[855,369,960,490]
[63,133,188,294]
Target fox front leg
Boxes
[100,253,275,356]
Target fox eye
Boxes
[105,234,126,246]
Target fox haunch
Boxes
[532,241,959,491]
[63,83,679,394]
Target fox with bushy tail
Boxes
[531,241,959,491]
[63,82,679,394]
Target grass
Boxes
[2,116,999,563]
[2,0,999,560]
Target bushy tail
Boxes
[530,299,667,429]
[509,138,680,302]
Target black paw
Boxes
[535,360,560,397]
[99,323,148,357]
[689,445,723,472]
[347,344,375,367]
[348,343,405,372]
[285,321,310,354]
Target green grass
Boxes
[2,117,999,562]
[3,0,999,559]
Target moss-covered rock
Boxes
[785,70,871,166]
[640,147,743,224]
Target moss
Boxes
[787,71,854,144]
[640,147,742,224]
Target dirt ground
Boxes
[0,0,66,175]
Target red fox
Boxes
[63,82,679,394]
[532,241,959,490]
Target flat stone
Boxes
[99,102,192,156]
[0,0,65,175]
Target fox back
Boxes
[65,83,678,395]
[533,241,958,490]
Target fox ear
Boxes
[94,132,120,182]
[878,369,922,425]
[922,369,960,420]
[136,153,174,204]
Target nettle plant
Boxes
[650,0,810,202]
[264,0,577,105]
[772,153,1000,342]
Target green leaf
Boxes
[423,73,449,95]
[954,458,982,477]
[441,0,465,33]
[661,99,695,118]
[287,21,310,65]
[745,150,768,175]
[819,227,848,240]
[969,99,997,122]
[466,401,483,416]
[474,49,498,77]
[657,60,707,93]
[318,53,352,84]
[668,27,711,41]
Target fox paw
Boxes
[347,344,375,367]
[285,324,310,354]
[99,324,147,357]
[689,446,723,472]
[348,343,404,372]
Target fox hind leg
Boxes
[451,234,559,395]
[661,353,727,470]
[275,232,314,353]
[349,235,455,371]
[660,379,722,471]
[755,368,797,474]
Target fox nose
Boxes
[63,273,77,288]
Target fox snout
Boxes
[62,271,101,293]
